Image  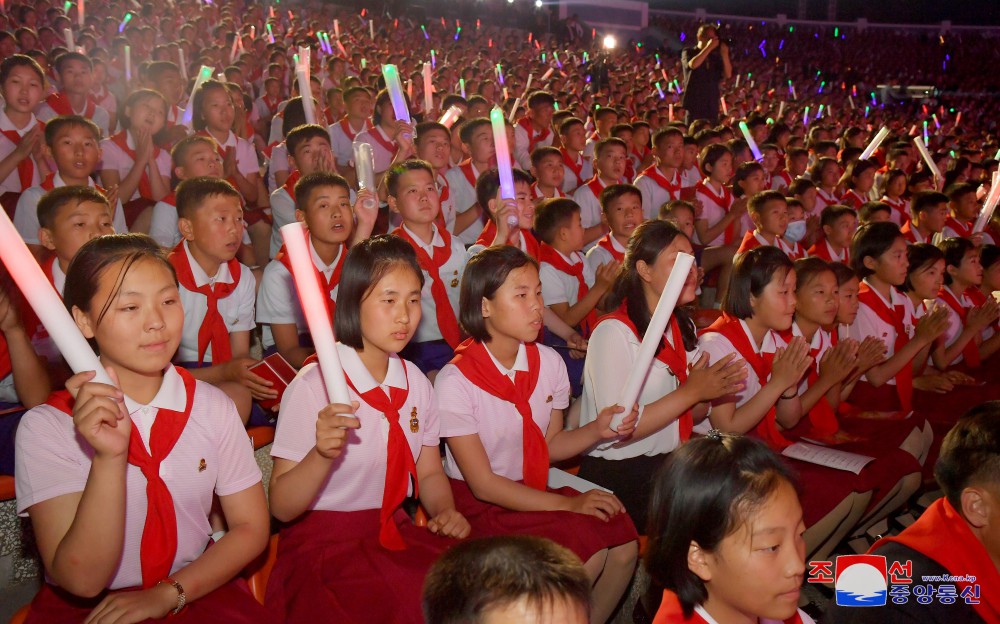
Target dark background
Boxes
[646,0,1000,26]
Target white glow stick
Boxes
[370,19,375,40]
[975,172,1000,234]
[178,48,187,80]
[438,105,461,128]
[353,141,377,210]
[612,251,695,429]
[334,19,340,39]
[668,103,674,122]
[124,45,131,82]
[848,96,855,110]
[64,28,74,52]
[0,211,112,385]
[720,96,728,116]
[859,127,889,161]
[296,46,317,125]
[777,101,785,120]
[490,105,518,229]
[279,223,352,408]
[913,136,941,184]
[381,64,412,131]
[180,65,213,128]
[540,67,554,82]
[423,62,433,114]
[739,121,763,162]
[230,35,239,63]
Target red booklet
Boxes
[249,353,298,411]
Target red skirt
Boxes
[122,197,156,229]
[264,508,457,624]
[25,577,272,623]
[783,458,865,527]
[449,478,638,562]
[1,191,20,218]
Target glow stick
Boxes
[739,121,763,161]
[230,34,240,63]
[777,101,785,120]
[279,223,352,408]
[118,12,131,32]
[370,20,375,40]
[180,65,213,128]
[974,172,1000,234]
[353,141,377,210]
[267,23,274,44]
[720,96,728,116]
[923,120,929,145]
[178,48,187,80]
[913,136,941,184]
[523,73,533,96]
[540,68,554,81]
[553,51,562,69]
[334,19,340,39]
[439,106,461,128]
[78,0,84,26]
[459,78,466,98]
[508,99,521,123]
[296,47,317,125]
[124,45,131,82]
[431,49,436,69]
[335,38,347,57]
[407,79,413,102]
[859,127,889,161]
[380,64,411,124]
[668,103,674,122]
[848,95,855,110]
[932,114,940,129]
[612,252,695,429]
[0,211,112,385]
[64,28,74,51]
[423,62,433,113]
[955,112,962,128]
[788,79,797,100]
[655,82,665,99]
[490,106,517,228]
[496,64,504,86]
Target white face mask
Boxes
[785,219,807,243]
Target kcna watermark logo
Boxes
[808,554,981,607]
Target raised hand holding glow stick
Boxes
[353,141,377,212]
[612,252,695,430]
[975,172,1000,234]
[438,105,462,128]
[859,127,889,161]
[490,106,518,230]
[0,210,112,385]
[913,136,941,187]
[423,62,433,114]
[381,64,412,140]
[739,121,763,162]
[180,65,213,128]
[279,223,353,408]
[296,46,317,125]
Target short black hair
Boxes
[558,117,584,136]
[43,115,101,146]
[285,123,331,159]
[52,51,92,74]
[475,168,533,220]
[334,235,425,350]
[850,221,904,279]
[533,198,580,245]
[948,182,978,203]
[788,177,815,197]
[458,117,491,144]
[747,190,786,214]
[934,402,1000,513]
[601,184,642,216]
[981,244,1000,272]
[422,536,590,624]
[723,246,794,319]
[0,54,46,85]
[902,243,944,293]
[294,172,351,213]
[859,201,891,223]
[530,145,561,169]
[526,90,555,109]
[594,137,627,160]
[938,236,976,286]
[820,204,857,229]
[170,135,219,169]
[386,159,434,198]
[414,121,450,147]
[38,186,110,230]
[175,177,241,220]
[460,246,538,342]
[911,190,949,215]
[652,126,683,148]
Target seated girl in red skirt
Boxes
[698,246,871,561]
[266,236,470,624]
[644,434,816,624]
[15,234,271,623]
[435,245,639,624]
[780,258,923,534]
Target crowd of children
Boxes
[1,0,999,622]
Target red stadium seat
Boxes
[243,534,280,605]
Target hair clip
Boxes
[706,429,724,441]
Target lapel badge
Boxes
[410,407,420,433]
[198,458,207,472]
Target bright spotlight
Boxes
[534,0,542,6]
[602,34,617,49]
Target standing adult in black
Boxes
[681,24,732,125]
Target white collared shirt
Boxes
[14,171,128,243]
[0,109,42,192]
[540,248,595,308]
[98,130,172,201]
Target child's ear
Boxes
[960,487,990,530]
[750,211,762,229]
[822,224,833,239]
[461,142,472,158]
[486,197,497,215]
[530,165,538,179]
[294,208,307,224]
[71,305,95,339]
[287,154,297,172]
[177,217,195,241]
[687,541,712,582]
[481,296,491,320]
[42,144,53,161]
[636,259,654,284]
[38,227,57,252]
[862,255,878,274]
[387,195,399,214]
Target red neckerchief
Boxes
[338,117,372,142]
[600,303,692,440]
[165,104,180,127]
[702,314,789,449]
[458,160,478,189]
[39,173,56,191]
[882,196,911,226]
[775,170,793,188]
[737,230,763,255]
[195,130,244,190]
[900,219,927,244]
[775,326,839,436]
[168,243,241,365]
[530,182,565,200]
[449,339,548,490]
[343,366,415,551]
[631,145,651,163]
[1,119,44,190]
[475,220,541,260]
[816,188,839,208]
[841,189,865,209]
[262,94,281,116]
[652,589,804,624]
[45,367,198,588]
[539,244,598,337]
[275,229,343,324]
[807,239,849,264]
[109,131,160,199]
[857,281,913,412]
[0,332,11,381]
[938,286,981,368]
[945,216,974,238]
[367,125,398,157]
[517,117,552,153]
[392,225,462,348]
[695,179,737,244]
[41,255,61,297]
[965,287,1000,332]
[435,173,450,230]
[281,169,302,200]
[159,191,176,206]
[872,498,1000,624]
[46,92,97,118]
[639,166,682,199]
[585,176,607,201]
[560,148,585,188]
[596,233,625,263]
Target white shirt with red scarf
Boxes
[513,117,554,170]
[634,166,682,221]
